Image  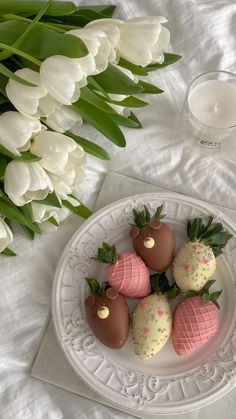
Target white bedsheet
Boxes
[1,0,236,418]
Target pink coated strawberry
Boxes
[172,280,221,356]
[93,242,150,298]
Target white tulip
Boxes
[30,131,85,199]
[0,217,13,252]
[6,68,58,118]
[67,28,117,73]
[86,17,170,67]
[4,161,53,206]
[40,55,87,105]
[44,105,83,134]
[85,19,121,53]
[32,202,71,225]
[0,111,44,156]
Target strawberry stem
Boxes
[92,242,119,264]
[150,272,179,299]
[132,205,166,229]
[86,277,109,295]
[187,216,233,256]
[182,280,222,309]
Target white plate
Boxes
[52,193,236,415]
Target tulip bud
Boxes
[0,111,44,156]
[4,161,53,206]
[0,217,13,252]
[6,68,58,118]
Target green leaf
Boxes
[48,216,59,226]
[73,98,126,147]
[0,21,88,60]
[128,111,142,128]
[201,279,216,294]
[154,205,166,220]
[1,247,16,256]
[138,80,164,94]
[0,61,35,86]
[21,202,41,234]
[145,53,182,71]
[21,224,34,239]
[0,93,8,104]
[66,132,110,161]
[182,290,198,297]
[0,200,29,226]
[0,1,77,16]
[92,64,144,95]
[35,192,61,208]
[202,292,210,304]
[0,0,52,62]
[0,145,41,161]
[211,290,222,301]
[108,112,140,128]
[87,76,110,99]
[118,57,149,76]
[105,95,149,108]
[0,154,7,178]
[80,87,117,114]
[62,199,92,219]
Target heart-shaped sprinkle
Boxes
[139,301,148,310]
[202,257,209,265]
[158,310,165,317]
[183,263,191,272]
[143,327,150,335]
[192,244,201,250]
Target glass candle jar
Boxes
[181,71,236,149]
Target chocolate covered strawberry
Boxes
[85,278,129,349]
[173,216,232,291]
[132,273,179,360]
[172,280,221,356]
[130,205,175,272]
[93,242,150,298]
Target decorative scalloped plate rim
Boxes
[52,192,236,415]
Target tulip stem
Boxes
[1,14,66,33]
[0,0,52,61]
[0,42,41,66]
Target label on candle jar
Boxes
[198,139,222,149]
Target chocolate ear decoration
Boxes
[149,219,161,230]
[130,226,140,239]
[106,287,118,300]
[85,296,95,307]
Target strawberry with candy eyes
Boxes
[85,278,130,349]
[130,205,175,272]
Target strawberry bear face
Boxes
[130,219,175,272]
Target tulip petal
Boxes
[150,27,170,63]
[0,218,13,252]
[28,163,53,192]
[4,161,31,205]
[45,106,83,134]
[86,19,121,47]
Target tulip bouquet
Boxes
[0,0,181,255]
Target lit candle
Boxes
[184,71,236,149]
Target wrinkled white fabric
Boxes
[1,0,236,418]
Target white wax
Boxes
[188,80,236,129]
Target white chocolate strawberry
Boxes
[131,273,178,360]
[132,294,172,360]
[173,217,232,292]
[174,242,216,291]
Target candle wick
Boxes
[214,102,220,113]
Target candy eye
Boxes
[143,236,155,248]
[97,305,109,319]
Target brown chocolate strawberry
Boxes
[85,278,130,349]
[130,205,175,272]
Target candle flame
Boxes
[214,102,220,113]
